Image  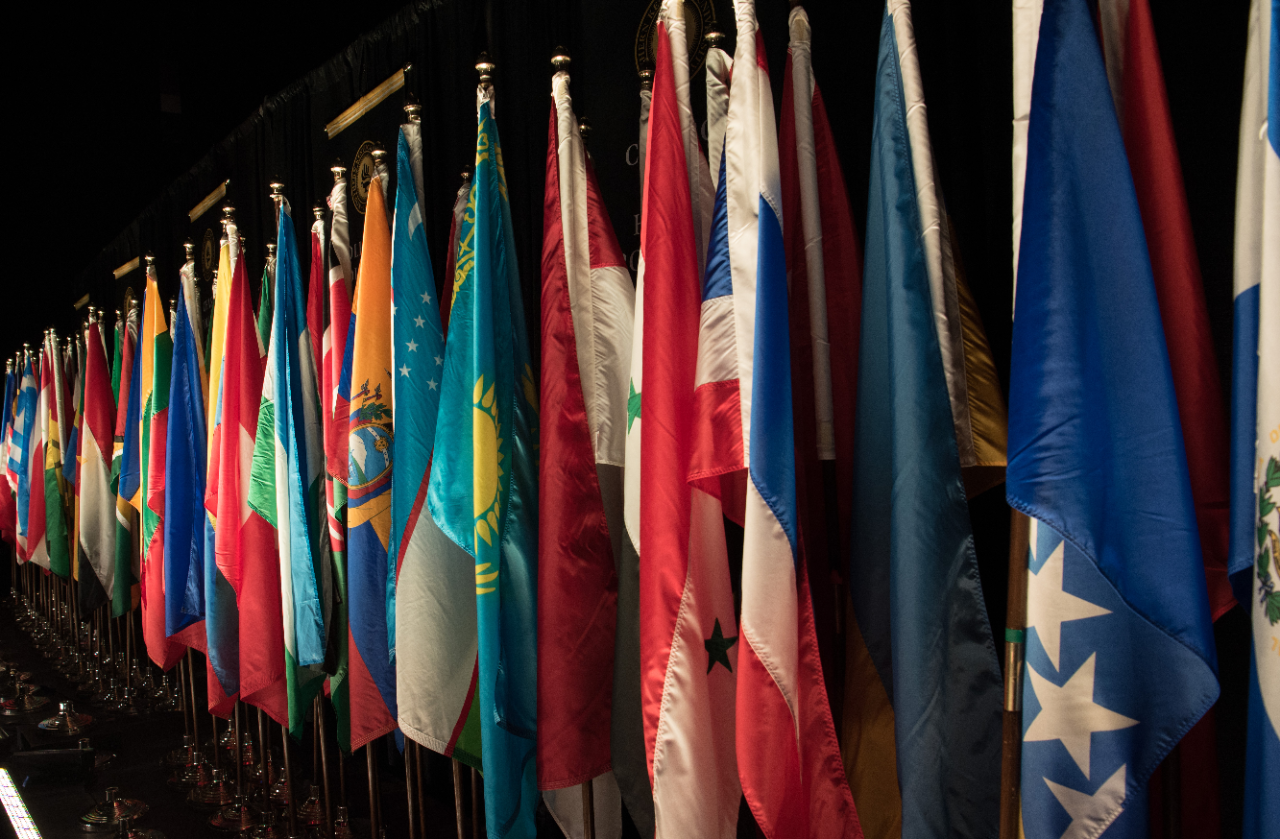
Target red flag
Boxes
[1099,1,1227,835]
[324,178,354,480]
[537,71,636,797]
[220,246,289,725]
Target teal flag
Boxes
[427,95,539,839]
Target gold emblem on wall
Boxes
[634,0,716,75]
[201,228,216,281]
[350,140,377,215]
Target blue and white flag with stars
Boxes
[1009,0,1220,837]
[388,120,446,661]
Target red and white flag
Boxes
[627,2,741,835]
[537,67,633,839]
[80,320,117,597]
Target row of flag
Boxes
[0,0,1274,836]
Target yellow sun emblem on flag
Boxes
[472,374,505,557]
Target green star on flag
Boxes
[627,379,641,432]
[704,618,737,674]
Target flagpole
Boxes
[282,720,299,837]
[313,694,334,835]
[451,760,466,839]
[414,740,426,839]
[582,777,596,839]
[998,509,1030,839]
[366,742,381,839]
[405,740,419,839]
[470,766,480,839]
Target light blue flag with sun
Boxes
[427,90,539,839]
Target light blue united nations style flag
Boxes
[1009,1,1220,836]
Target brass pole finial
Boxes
[370,144,388,165]
[551,48,571,72]
[266,243,277,258]
[183,238,195,261]
[476,53,496,86]
[404,92,422,124]
[705,31,725,48]
[269,181,285,209]
[331,160,347,184]
[222,203,236,224]
[313,204,325,222]
[578,117,592,145]
[639,67,654,91]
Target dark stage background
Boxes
[4,0,1256,834]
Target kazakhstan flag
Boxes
[427,91,539,839]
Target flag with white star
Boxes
[1011,1,1220,835]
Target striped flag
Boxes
[395,156,480,767]
[852,3,1006,837]
[537,68,632,839]
[626,2,741,834]
[1230,0,1280,834]
[428,84,540,839]
[41,335,70,578]
[25,348,49,569]
[11,354,37,562]
[346,170,398,750]
[111,304,139,614]
[80,318,117,608]
[248,199,331,739]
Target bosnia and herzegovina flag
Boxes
[1011,1,1220,836]
[1231,0,1279,835]
[851,3,1005,838]
[390,117,475,765]
[346,170,399,751]
[428,90,539,839]
[248,198,331,739]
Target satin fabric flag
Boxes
[80,319,117,607]
[138,266,187,670]
[112,304,139,614]
[1011,2,1220,836]
[25,350,48,569]
[346,171,399,750]
[537,69,631,839]
[0,364,16,546]
[428,88,540,839]
[717,5,861,836]
[623,3,740,835]
[203,231,243,712]
[390,118,479,767]
[851,3,1005,837]
[220,236,290,726]
[248,199,331,739]
[395,163,480,768]
[326,173,354,481]
[42,336,70,579]
[12,355,37,562]
[1231,1,1280,835]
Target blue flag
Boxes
[11,357,36,542]
[428,94,539,839]
[1010,2,1220,836]
[164,284,207,637]
[388,122,445,659]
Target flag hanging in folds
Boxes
[41,336,70,578]
[326,175,354,481]
[164,268,209,644]
[1011,1,1221,836]
[24,349,49,569]
[0,363,16,546]
[116,302,143,616]
[81,318,118,606]
[222,236,290,727]
[624,2,740,835]
[395,160,480,769]
[1230,0,1280,835]
[204,229,243,715]
[439,173,471,332]
[428,86,540,839]
[248,199,331,739]
[851,3,1005,838]
[722,5,861,836]
[537,68,632,839]
[258,255,275,349]
[138,265,187,670]
[11,355,37,561]
[346,169,399,751]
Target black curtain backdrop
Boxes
[37,0,1253,833]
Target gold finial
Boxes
[705,31,725,48]
[331,159,347,184]
[461,165,473,183]
[370,143,388,165]
[578,117,592,145]
[144,253,156,268]
[269,181,285,214]
[313,204,325,221]
[551,47,571,72]
[183,238,195,261]
[639,67,654,91]
[222,203,236,224]
[476,52,495,86]
[404,92,422,124]
[266,243,277,259]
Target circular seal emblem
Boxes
[201,228,216,281]
[634,0,715,75]
[348,422,393,489]
[350,141,377,215]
